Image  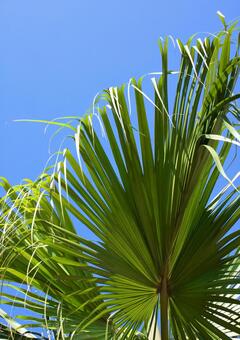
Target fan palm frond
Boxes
[1,17,240,339]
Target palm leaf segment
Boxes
[1,19,240,339]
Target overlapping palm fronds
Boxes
[1,15,240,339]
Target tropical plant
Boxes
[0,14,240,339]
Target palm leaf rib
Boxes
[1,18,240,339]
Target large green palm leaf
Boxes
[1,17,240,339]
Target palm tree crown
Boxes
[1,15,240,339]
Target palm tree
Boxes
[1,15,240,339]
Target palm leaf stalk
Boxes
[1,15,240,339]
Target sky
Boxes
[0,0,240,186]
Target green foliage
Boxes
[0,17,240,339]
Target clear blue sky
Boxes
[0,0,239,185]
